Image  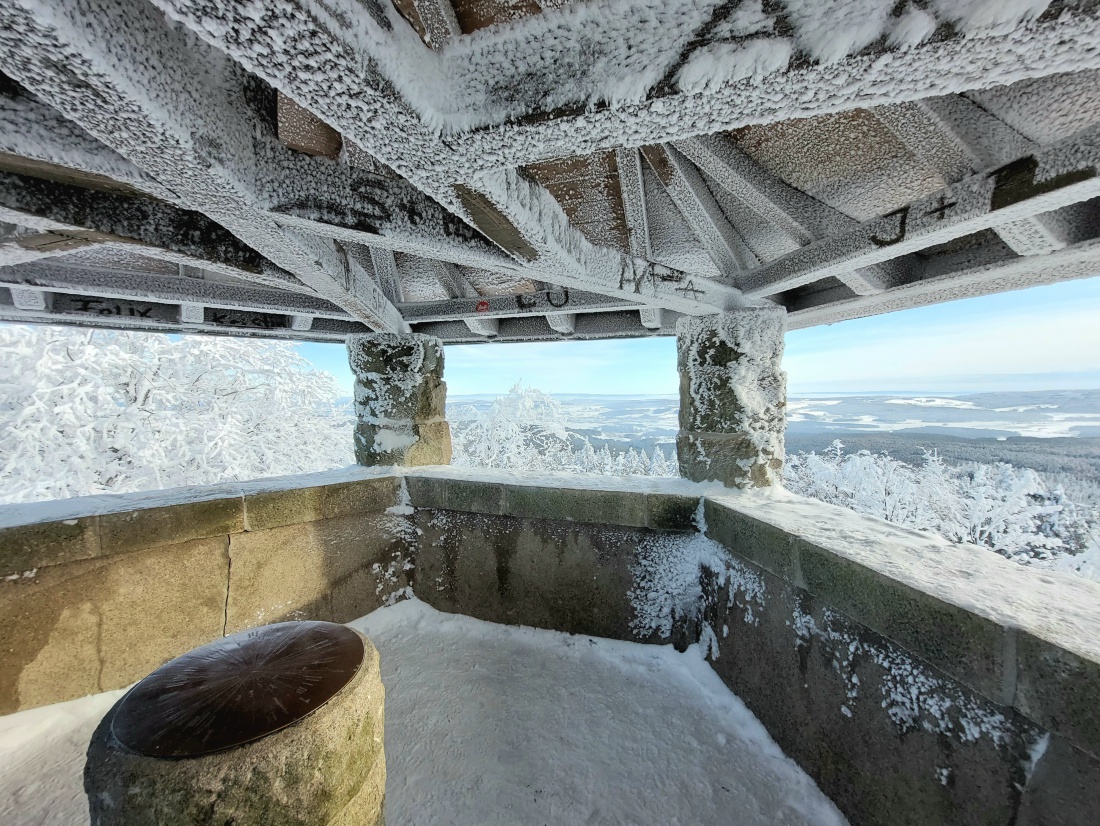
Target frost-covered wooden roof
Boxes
[2,0,1100,344]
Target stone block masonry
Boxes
[0,471,409,715]
[347,333,452,467]
[676,309,787,488]
[5,468,1100,825]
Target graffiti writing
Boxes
[547,289,569,308]
[513,289,571,312]
[870,207,910,247]
[73,298,153,318]
[924,195,957,221]
[209,312,284,329]
[674,280,706,300]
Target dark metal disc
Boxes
[111,621,364,758]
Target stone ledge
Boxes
[502,484,649,528]
[244,476,401,531]
[0,468,401,575]
[1016,633,1100,761]
[99,498,244,557]
[403,468,701,532]
[703,493,1100,760]
[0,515,100,575]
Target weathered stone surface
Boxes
[646,493,699,532]
[244,477,401,531]
[353,419,452,467]
[0,537,228,714]
[402,474,449,510]
[675,310,786,488]
[0,514,99,575]
[99,497,243,555]
[347,333,451,467]
[1015,631,1100,759]
[321,477,402,521]
[677,431,784,488]
[413,509,640,640]
[1017,732,1100,825]
[703,498,801,583]
[225,514,412,634]
[442,477,505,515]
[85,630,385,826]
[501,484,648,528]
[697,562,1036,826]
[245,484,326,532]
[798,538,1011,702]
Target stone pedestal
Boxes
[347,333,452,467]
[675,309,786,488]
[85,622,385,826]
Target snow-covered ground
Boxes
[448,389,1100,446]
[0,600,847,826]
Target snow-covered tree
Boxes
[449,382,676,477]
[784,441,1093,562]
[0,325,353,503]
[450,382,577,471]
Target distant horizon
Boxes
[332,387,1100,401]
[442,388,1100,398]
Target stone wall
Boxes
[3,468,1099,826]
[402,470,1100,826]
[404,471,697,640]
[699,495,1100,826]
[0,470,412,715]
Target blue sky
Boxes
[299,275,1100,398]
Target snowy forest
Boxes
[1,327,1096,582]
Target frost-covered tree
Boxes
[449,382,676,477]
[0,325,353,503]
[450,382,576,471]
[784,441,1093,562]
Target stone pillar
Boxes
[347,333,452,467]
[675,309,786,488]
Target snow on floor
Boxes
[358,600,846,826]
[0,689,125,826]
[0,600,847,826]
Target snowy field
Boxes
[446,389,1100,454]
[0,600,847,826]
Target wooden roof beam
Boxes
[788,236,1100,330]
[427,3,1100,174]
[878,96,1073,258]
[674,133,902,296]
[737,125,1100,299]
[398,288,643,324]
[0,0,419,332]
[640,143,757,278]
[0,171,307,293]
[0,261,350,320]
[147,0,747,315]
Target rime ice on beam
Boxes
[676,310,786,489]
[347,334,451,468]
